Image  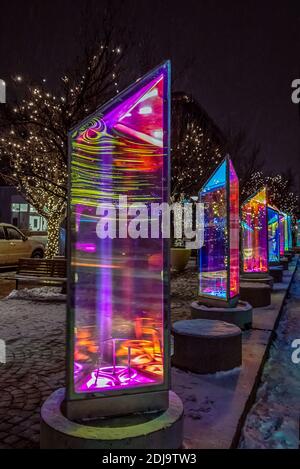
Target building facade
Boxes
[0,186,47,232]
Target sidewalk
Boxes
[0,290,65,448]
[172,259,298,448]
[0,260,297,448]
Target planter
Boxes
[171,248,191,272]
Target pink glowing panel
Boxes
[229,160,239,298]
[242,188,268,274]
[75,243,96,253]
[67,63,170,399]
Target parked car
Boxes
[22,230,48,249]
[0,223,45,266]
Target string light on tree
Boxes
[0,36,124,258]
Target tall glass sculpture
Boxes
[267,206,280,264]
[279,213,285,257]
[297,219,300,248]
[66,62,170,418]
[284,214,293,251]
[241,188,268,275]
[199,157,239,307]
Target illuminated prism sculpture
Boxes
[297,219,300,249]
[65,62,171,419]
[267,205,280,265]
[241,187,268,276]
[279,213,285,257]
[198,157,239,307]
[284,213,293,252]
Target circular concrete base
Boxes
[240,282,271,308]
[280,257,289,271]
[40,389,183,449]
[269,266,283,283]
[191,300,253,330]
[285,251,294,261]
[240,274,274,289]
[172,319,242,374]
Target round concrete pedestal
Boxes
[269,266,283,283]
[240,282,271,307]
[190,300,252,330]
[240,274,274,289]
[172,319,242,374]
[40,389,184,449]
[280,257,289,271]
[285,251,294,261]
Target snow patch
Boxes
[6,286,66,302]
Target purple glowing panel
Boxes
[279,214,285,257]
[229,160,239,298]
[199,157,239,304]
[67,62,170,398]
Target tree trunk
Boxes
[45,214,62,259]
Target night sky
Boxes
[0,0,299,178]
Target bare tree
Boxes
[0,18,125,258]
[224,127,264,201]
[171,92,225,201]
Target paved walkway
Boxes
[0,259,297,449]
[0,271,190,449]
[0,295,65,448]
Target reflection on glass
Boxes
[199,157,239,303]
[229,160,239,297]
[242,188,268,274]
[283,214,293,252]
[68,63,170,396]
[268,206,280,264]
[297,220,300,248]
[287,215,293,251]
[279,213,285,257]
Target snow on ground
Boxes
[7,286,66,302]
[239,261,300,449]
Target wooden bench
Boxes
[5,258,67,290]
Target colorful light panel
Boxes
[282,213,293,252]
[286,214,293,251]
[297,220,300,248]
[199,157,239,304]
[67,62,170,400]
[268,206,280,264]
[279,213,285,257]
[242,188,268,274]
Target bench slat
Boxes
[12,258,67,289]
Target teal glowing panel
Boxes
[297,220,300,248]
